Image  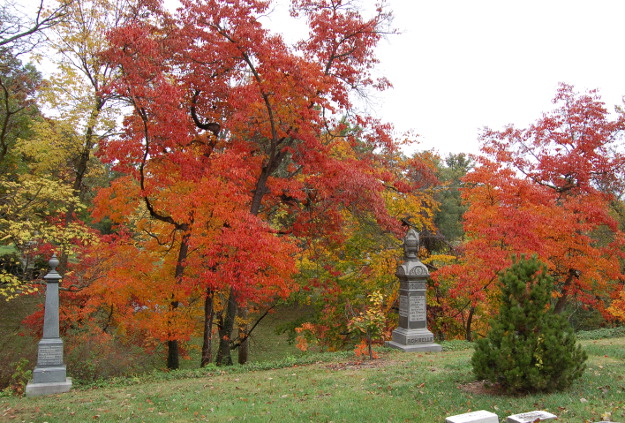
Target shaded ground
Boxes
[0,294,42,388]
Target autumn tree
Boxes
[435,84,625,340]
[0,0,95,298]
[293,148,439,351]
[34,0,134,204]
[89,0,404,368]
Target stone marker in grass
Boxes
[386,228,442,353]
[445,410,499,423]
[506,411,556,422]
[25,254,72,397]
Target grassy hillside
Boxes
[0,295,310,385]
[2,337,624,422]
[0,294,41,388]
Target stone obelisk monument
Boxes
[26,254,72,396]
[386,229,441,352]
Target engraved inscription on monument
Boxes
[399,295,408,317]
[409,296,426,321]
[38,344,63,366]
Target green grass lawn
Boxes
[2,337,624,422]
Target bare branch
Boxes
[0,0,70,51]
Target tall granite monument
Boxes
[386,228,441,352]
[26,254,72,396]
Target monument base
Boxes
[25,378,72,397]
[386,340,442,352]
[386,327,442,352]
[31,365,67,384]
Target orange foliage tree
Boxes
[81,0,411,368]
[435,84,625,340]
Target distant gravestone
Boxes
[446,410,499,423]
[506,411,557,422]
[25,255,72,396]
[386,228,441,352]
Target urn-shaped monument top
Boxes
[403,228,419,258]
[44,254,62,282]
[396,228,429,278]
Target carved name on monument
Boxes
[407,336,434,344]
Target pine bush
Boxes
[471,256,587,394]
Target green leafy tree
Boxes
[471,255,587,394]
[434,153,472,243]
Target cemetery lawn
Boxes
[1,337,625,422]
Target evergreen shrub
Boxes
[471,256,587,394]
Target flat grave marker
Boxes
[506,410,557,423]
[446,410,499,423]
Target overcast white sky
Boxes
[269,0,625,157]
[23,0,625,157]
[377,1,625,156]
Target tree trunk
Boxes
[554,269,577,314]
[201,288,214,367]
[234,170,271,364]
[166,231,190,370]
[167,340,179,369]
[216,288,237,366]
[465,306,475,342]
[238,308,249,364]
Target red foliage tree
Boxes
[90,0,404,367]
[435,84,625,340]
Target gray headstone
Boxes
[446,410,499,423]
[386,229,442,352]
[26,255,72,396]
[506,411,557,423]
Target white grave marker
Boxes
[506,410,557,423]
[446,410,499,423]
